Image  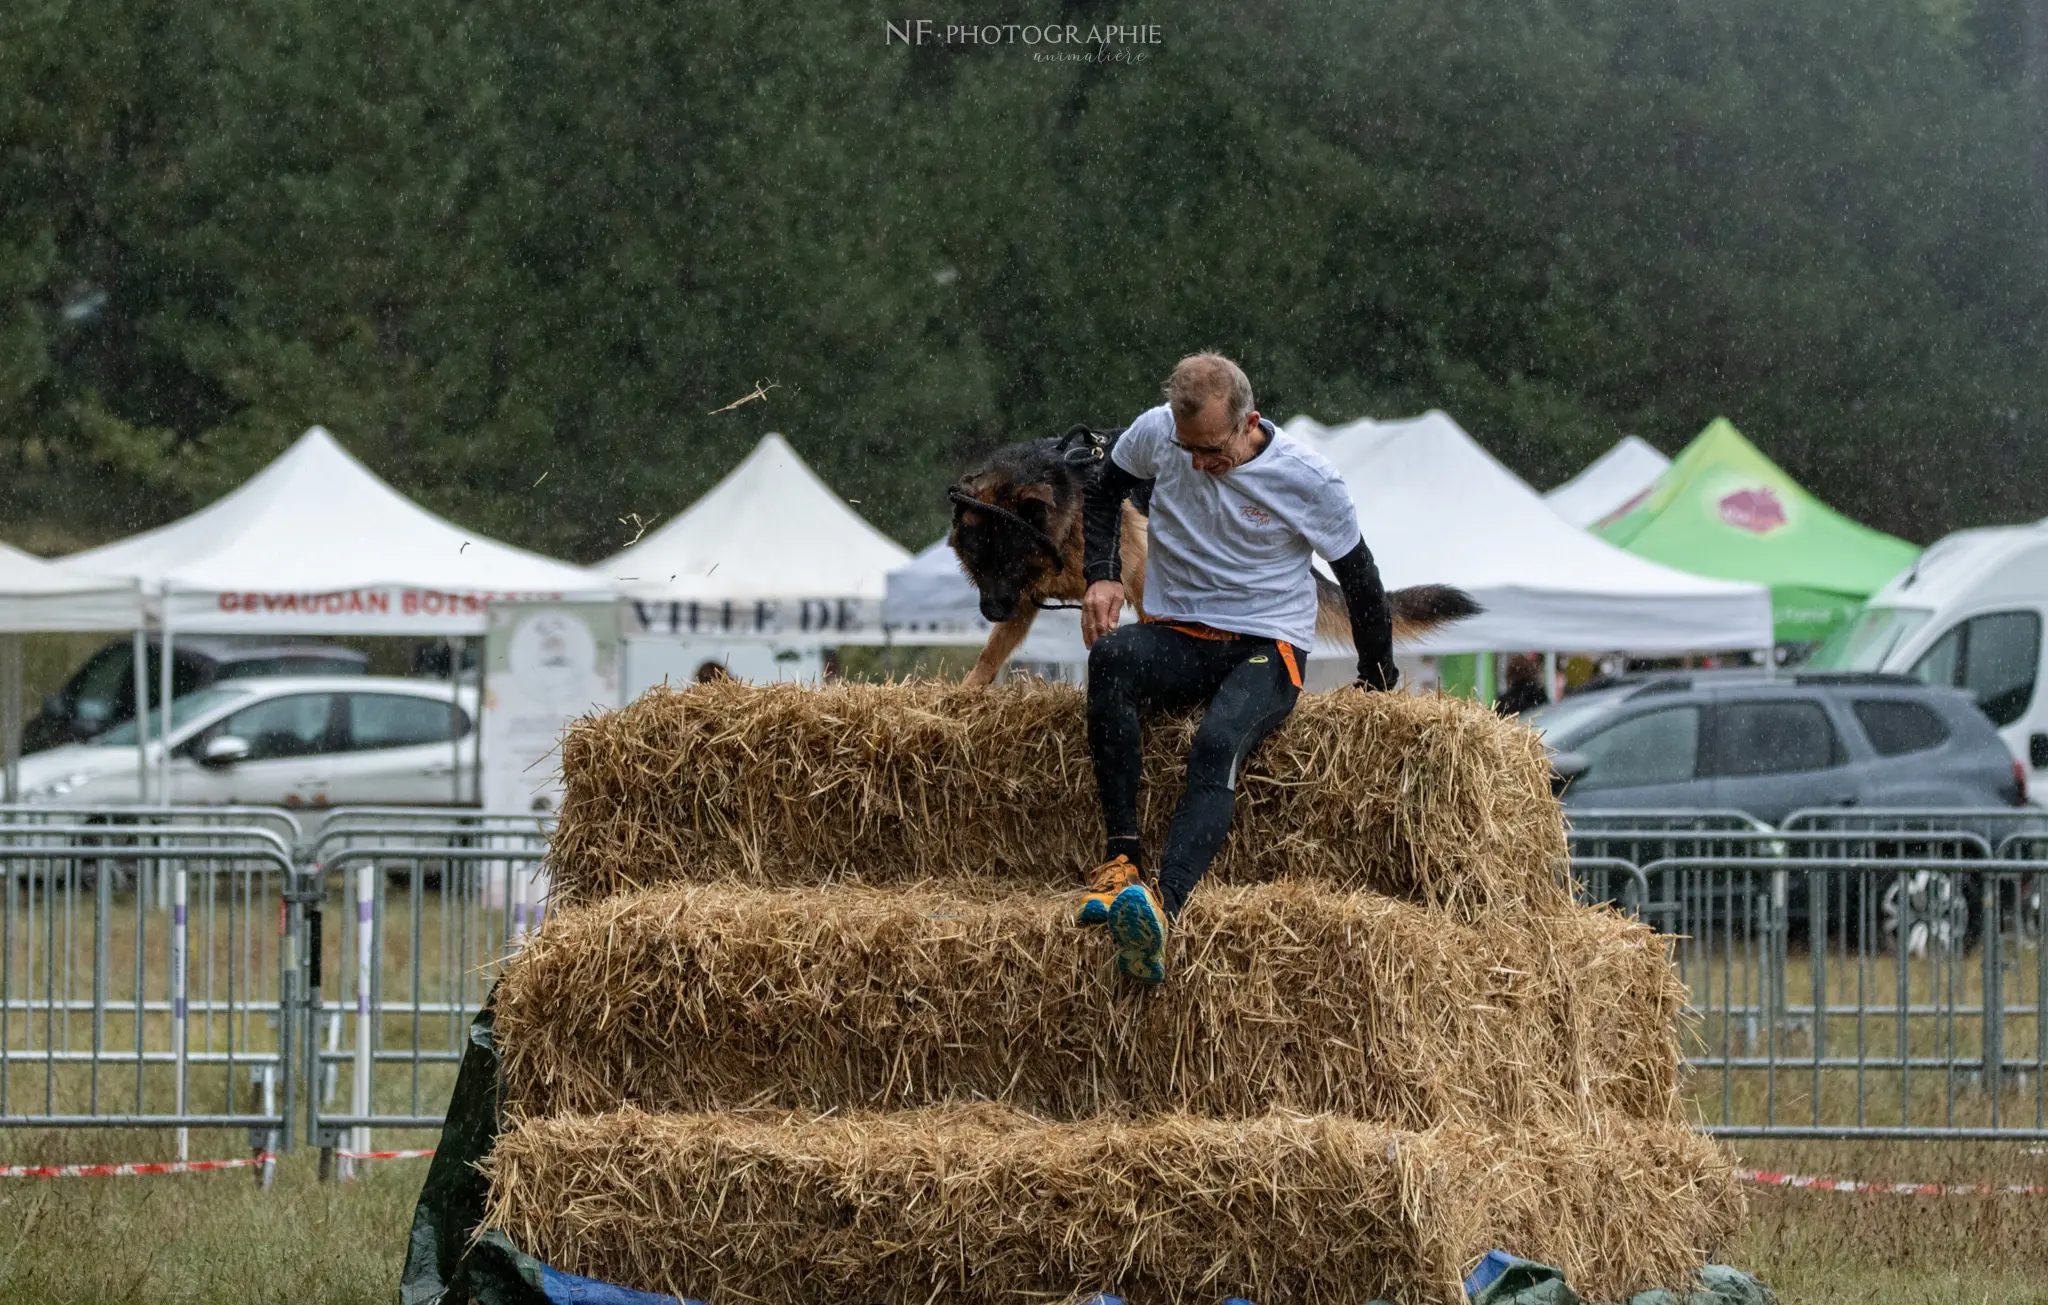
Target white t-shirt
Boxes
[1112,404,1362,652]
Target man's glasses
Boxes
[1171,438,1231,456]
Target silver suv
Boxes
[1532,671,2028,824]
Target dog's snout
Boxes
[979,591,1016,623]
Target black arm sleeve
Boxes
[1330,537,1398,690]
[1082,459,1149,584]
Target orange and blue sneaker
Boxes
[1107,881,1169,984]
[1077,854,1140,927]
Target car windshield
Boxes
[1522,693,1630,744]
[1802,607,1932,672]
[90,688,251,745]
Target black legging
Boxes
[1086,622,1302,919]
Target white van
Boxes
[1804,519,2047,795]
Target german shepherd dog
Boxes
[949,426,1482,686]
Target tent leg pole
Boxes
[159,603,174,812]
[2,633,21,804]
[471,636,484,808]
[450,640,462,807]
[132,628,150,804]
[1543,650,1558,704]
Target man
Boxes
[1494,653,1551,717]
[1077,352,1398,983]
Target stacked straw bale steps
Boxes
[494,883,1685,1130]
[549,681,1572,918]
[489,682,1743,1305]
[482,1106,1740,1305]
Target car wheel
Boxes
[2005,873,2042,949]
[1878,870,1976,957]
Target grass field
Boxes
[1,1127,2045,1303]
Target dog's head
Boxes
[947,434,1097,623]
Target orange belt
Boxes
[1142,618,1303,689]
[1276,642,1302,688]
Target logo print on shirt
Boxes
[1238,504,1272,527]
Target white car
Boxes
[15,675,478,809]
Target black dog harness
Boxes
[950,425,1123,611]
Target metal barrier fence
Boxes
[307,844,549,1177]
[4,802,2047,1174]
[1638,854,2047,1139]
[0,803,305,847]
[305,807,555,867]
[0,828,299,1181]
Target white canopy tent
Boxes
[65,426,607,633]
[1312,412,1770,653]
[885,412,1771,664]
[0,540,144,632]
[61,425,610,804]
[603,433,911,646]
[0,543,149,800]
[1543,435,1671,529]
[1279,415,1332,442]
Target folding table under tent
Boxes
[1593,418,1921,643]
[601,433,911,684]
[0,541,148,801]
[1544,435,1671,529]
[60,425,612,803]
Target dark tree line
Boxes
[2,1,2044,559]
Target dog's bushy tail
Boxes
[1314,577,1482,644]
[1390,584,1482,641]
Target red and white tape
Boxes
[1,1154,275,1179]
[6,1153,2035,1191]
[0,1147,433,1177]
[1741,1167,2048,1197]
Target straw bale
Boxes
[495,882,1685,1132]
[481,1105,1744,1305]
[549,680,1569,916]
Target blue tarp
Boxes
[539,1264,706,1305]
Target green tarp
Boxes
[1595,419,1919,642]
[400,986,555,1305]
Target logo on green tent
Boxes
[1717,486,1788,535]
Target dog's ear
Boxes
[948,482,984,528]
[1012,482,1055,507]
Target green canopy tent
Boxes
[1594,419,1920,643]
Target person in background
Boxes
[1494,652,1550,717]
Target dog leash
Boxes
[945,488,1061,553]
[943,490,1081,610]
